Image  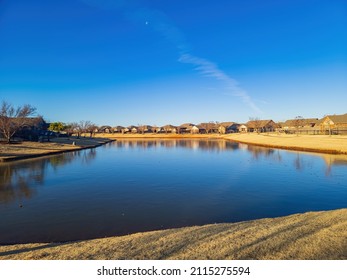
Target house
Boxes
[191,125,200,134]
[112,126,125,134]
[218,122,233,134]
[99,125,112,133]
[151,126,161,133]
[137,125,153,134]
[145,125,154,133]
[245,120,277,133]
[129,126,138,134]
[218,122,240,134]
[238,124,248,133]
[15,117,48,141]
[196,125,207,134]
[178,123,199,134]
[122,127,130,134]
[7,117,50,141]
[198,123,218,134]
[282,118,319,131]
[122,126,137,134]
[317,113,347,134]
[161,125,177,134]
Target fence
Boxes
[283,129,347,135]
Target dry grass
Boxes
[1,208,346,260]
[223,133,347,154]
[0,137,112,162]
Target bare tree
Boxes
[152,124,158,134]
[293,116,304,135]
[249,117,262,133]
[199,123,209,134]
[138,124,146,134]
[215,121,220,134]
[66,122,79,138]
[199,122,215,134]
[88,124,98,137]
[79,121,93,137]
[162,125,169,134]
[0,101,37,143]
[207,121,217,134]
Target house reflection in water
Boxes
[1,140,345,205]
[114,139,240,152]
[113,139,347,175]
[245,144,347,175]
[1,139,346,244]
[320,154,347,176]
[0,149,97,204]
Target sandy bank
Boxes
[0,137,113,162]
[1,208,346,260]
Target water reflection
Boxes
[320,153,347,176]
[1,141,346,205]
[115,139,347,169]
[245,145,282,163]
[0,149,97,204]
[1,140,346,244]
[115,139,240,152]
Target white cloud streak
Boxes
[179,54,262,113]
[80,0,262,113]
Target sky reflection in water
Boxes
[0,140,346,244]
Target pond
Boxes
[0,139,346,244]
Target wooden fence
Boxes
[283,129,347,135]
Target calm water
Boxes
[1,139,346,244]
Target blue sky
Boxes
[1,0,346,126]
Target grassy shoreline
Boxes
[0,137,114,162]
[1,208,346,260]
[223,133,347,155]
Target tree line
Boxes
[0,101,98,143]
[0,101,37,143]
[49,121,98,138]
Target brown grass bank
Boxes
[0,137,113,162]
[223,134,347,155]
[1,208,346,260]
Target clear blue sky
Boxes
[1,0,346,126]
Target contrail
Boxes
[80,0,262,113]
[179,54,262,113]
